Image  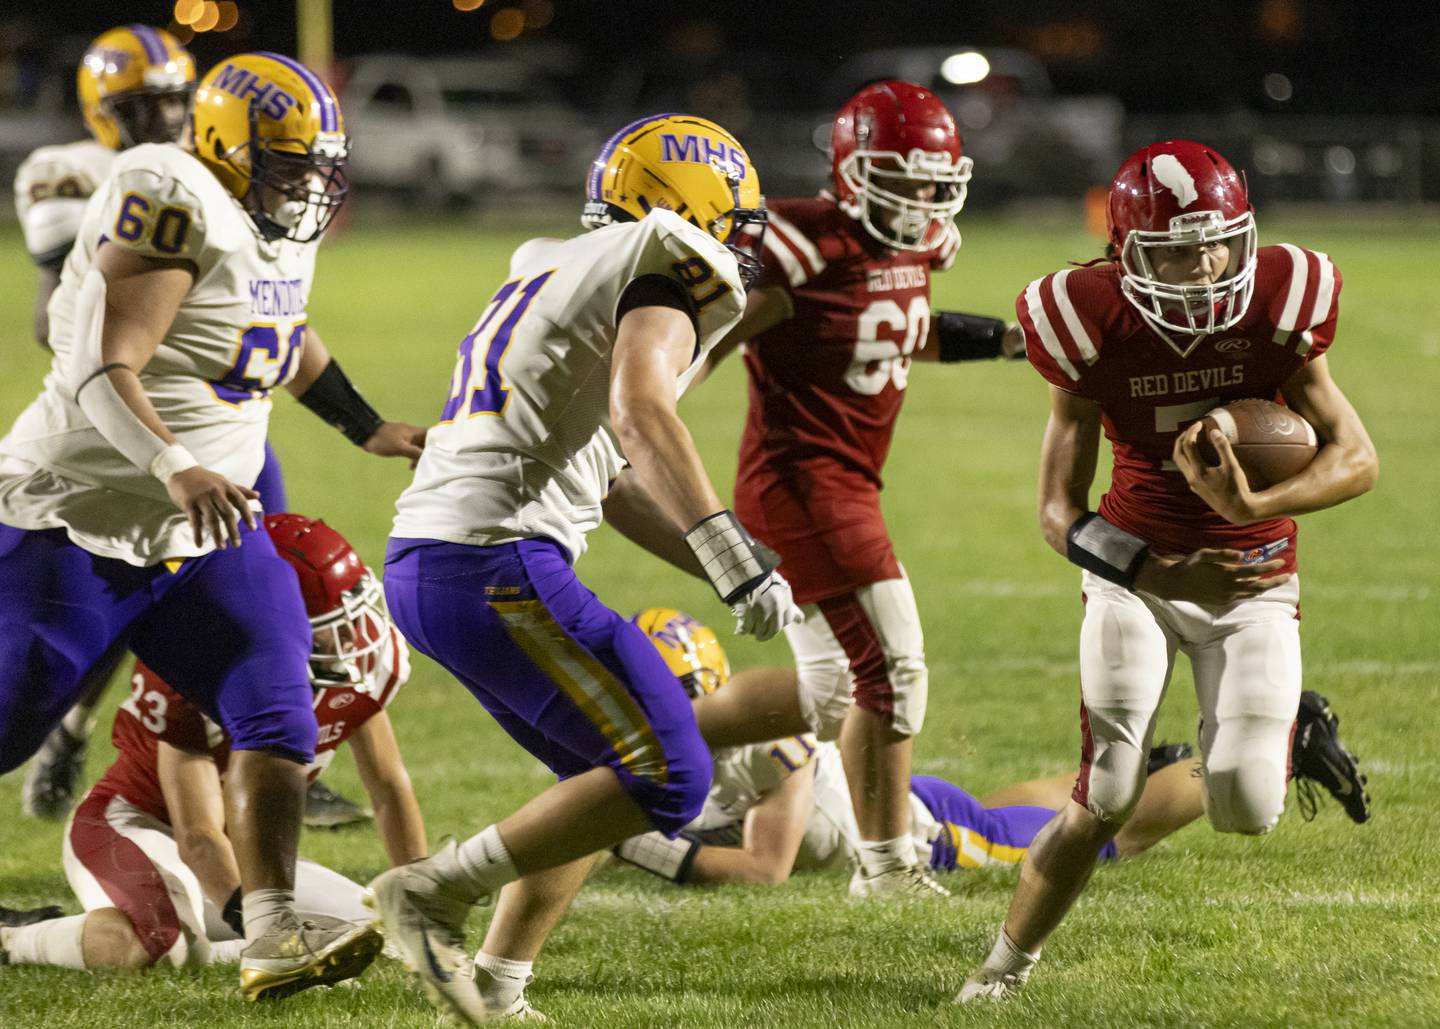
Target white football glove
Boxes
[729,569,802,641]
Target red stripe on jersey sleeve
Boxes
[1039,274,1088,368]
[769,221,819,281]
[1018,281,1079,392]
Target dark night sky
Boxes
[10,0,1440,115]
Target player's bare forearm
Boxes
[692,285,790,387]
[158,742,243,909]
[611,305,726,528]
[686,843,794,886]
[351,713,428,865]
[601,469,706,578]
[1252,356,1379,518]
[684,767,814,885]
[1037,388,1103,554]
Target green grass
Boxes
[3,211,1439,1027]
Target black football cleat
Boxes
[21,725,89,820]
[1146,741,1194,776]
[1,903,64,927]
[1291,691,1371,824]
[304,779,372,829]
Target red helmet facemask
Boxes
[264,513,388,689]
[1107,140,1258,337]
[831,80,972,252]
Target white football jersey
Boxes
[391,209,746,563]
[689,735,937,873]
[0,143,317,566]
[13,139,116,266]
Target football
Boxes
[1196,399,1319,489]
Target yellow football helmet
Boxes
[582,113,767,288]
[635,607,731,697]
[190,52,349,243]
[77,25,196,150]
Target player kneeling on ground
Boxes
[613,610,1368,887]
[0,515,424,973]
[958,140,1377,1002]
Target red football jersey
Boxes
[736,195,955,487]
[1020,244,1341,573]
[90,624,410,824]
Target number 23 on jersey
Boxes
[439,270,555,422]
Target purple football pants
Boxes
[911,774,1119,869]
[384,537,711,835]
[0,522,315,773]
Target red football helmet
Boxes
[264,513,388,687]
[1107,140,1258,335]
[831,80,972,252]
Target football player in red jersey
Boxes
[958,140,1378,1002]
[693,81,1021,898]
[0,514,425,974]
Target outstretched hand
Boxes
[1135,547,1289,605]
[363,421,428,467]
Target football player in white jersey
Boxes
[616,611,1369,888]
[13,25,197,822]
[371,114,802,1023]
[0,53,424,1001]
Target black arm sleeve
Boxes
[617,274,698,332]
[936,310,1007,362]
[1066,512,1151,590]
[296,358,385,446]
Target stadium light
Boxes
[173,0,204,25]
[940,51,990,85]
[192,2,220,32]
[453,0,485,10]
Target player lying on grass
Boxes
[959,140,1378,1002]
[0,515,424,972]
[692,81,1023,900]
[370,113,800,1025]
[612,610,1369,887]
[14,29,384,833]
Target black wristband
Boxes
[73,362,133,402]
[936,310,1007,362]
[222,886,244,936]
[1066,512,1150,590]
[298,358,384,446]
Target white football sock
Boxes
[983,926,1041,975]
[474,950,534,1008]
[857,835,914,876]
[242,888,296,940]
[428,825,519,901]
[2,913,88,969]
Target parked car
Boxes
[342,54,599,205]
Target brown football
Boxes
[1196,399,1319,489]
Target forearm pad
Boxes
[613,831,700,884]
[936,310,1007,362]
[684,510,774,605]
[69,267,177,476]
[1066,512,1150,590]
[298,359,384,445]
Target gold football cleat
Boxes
[239,914,383,1002]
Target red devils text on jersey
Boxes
[89,625,409,824]
[734,195,954,604]
[1020,244,1341,574]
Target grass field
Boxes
[1,211,1438,1027]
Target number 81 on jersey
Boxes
[439,270,555,422]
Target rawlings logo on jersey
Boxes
[328,692,356,710]
[1214,337,1251,352]
[210,63,297,121]
[658,133,748,180]
[1151,153,1198,207]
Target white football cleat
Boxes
[475,966,548,1022]
[367,856,491,1024]
[956,965,1031,1003]
[848,863,951,899]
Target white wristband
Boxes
[148,443,199,483]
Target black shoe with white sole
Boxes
[1292,691,1371,824]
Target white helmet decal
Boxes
[1151,153,1198,208]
